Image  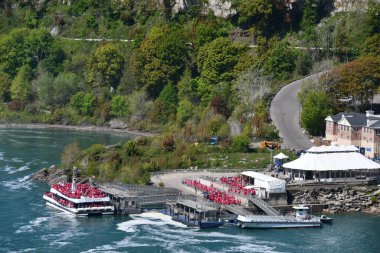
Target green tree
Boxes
[38,72,79,106]
[300,0,318,40]
[132,27,188,97]
[177,69,199,103]
[232,0,272,27]
[86,43,125,89]
[197,37,239,85]
[70,92,95,116]
[10,65,33,102]
[361,33,380,57]
[301,90,333,136]
[157,83,178,115]
[177,99,193,126]
[231,134,251,152]
[0,28,52,77]
[0,72,11,101]
[110,95,129,117]
[263,41,296,80]
[42,43,66,75]
[193,23,219,48]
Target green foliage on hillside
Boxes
[1,0,379,183]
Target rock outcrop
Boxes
[31,165,68,185]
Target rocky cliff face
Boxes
[292,185,380,213]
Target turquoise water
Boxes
[1,128,380,253]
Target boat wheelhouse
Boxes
[43,174,114,216]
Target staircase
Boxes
[224,205,253,216]
[246,195,280,216]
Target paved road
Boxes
[228,120,242,137]
[270,72,326,150]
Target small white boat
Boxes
[237,205,321,229]
[320,215,333,223]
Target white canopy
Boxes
[307,145,359,153]
[283,152,380,171]
[241,171,286,193]
[273,152,289,160]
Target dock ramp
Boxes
[223,205,253,216]
[245,195,280,216]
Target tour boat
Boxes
[237,205,321,228]
[43,175,114,216]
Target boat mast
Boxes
[71,167,77,193]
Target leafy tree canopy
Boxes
[86,43,125,88]
[197,37,239,85]
[10,65,33,102]
[0,28,52,77]
[301,90,333,136]
[132,26,188,97]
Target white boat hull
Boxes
[44,195,114,216]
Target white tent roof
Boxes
[273,152,289,160]
[241,171,286,193]
[283,152,380,171]
[307,145,359,153]
[241,171,280,182]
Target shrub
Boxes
[370,195,378,204]
[231,134,251,152]
[110,95,129,117]
[86,144,105,161]
[124,141,140,157]
[162,134,175,152]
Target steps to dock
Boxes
[245,195,280,216]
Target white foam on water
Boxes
[1,175,33,191]
[11,158,23,163]
[8,165,30,174]
[16,217,50,234]
[81,236,150,253]
[3,165,14,173]
[131,212,187,228]
[117,211,187,233]
[223,243,281,253]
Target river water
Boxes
[0,128,379,253]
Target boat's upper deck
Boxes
[51,183,109,202]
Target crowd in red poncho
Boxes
[52,183,106,199]
[219,176,256,196]
[182,179,242,205]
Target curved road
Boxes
[270,72,326,150]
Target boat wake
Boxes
[16,217,50,234]
[117,211,187,232]
[83,211,284,253]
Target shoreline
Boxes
[0,123,157,137]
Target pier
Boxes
[97,183,181,214]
